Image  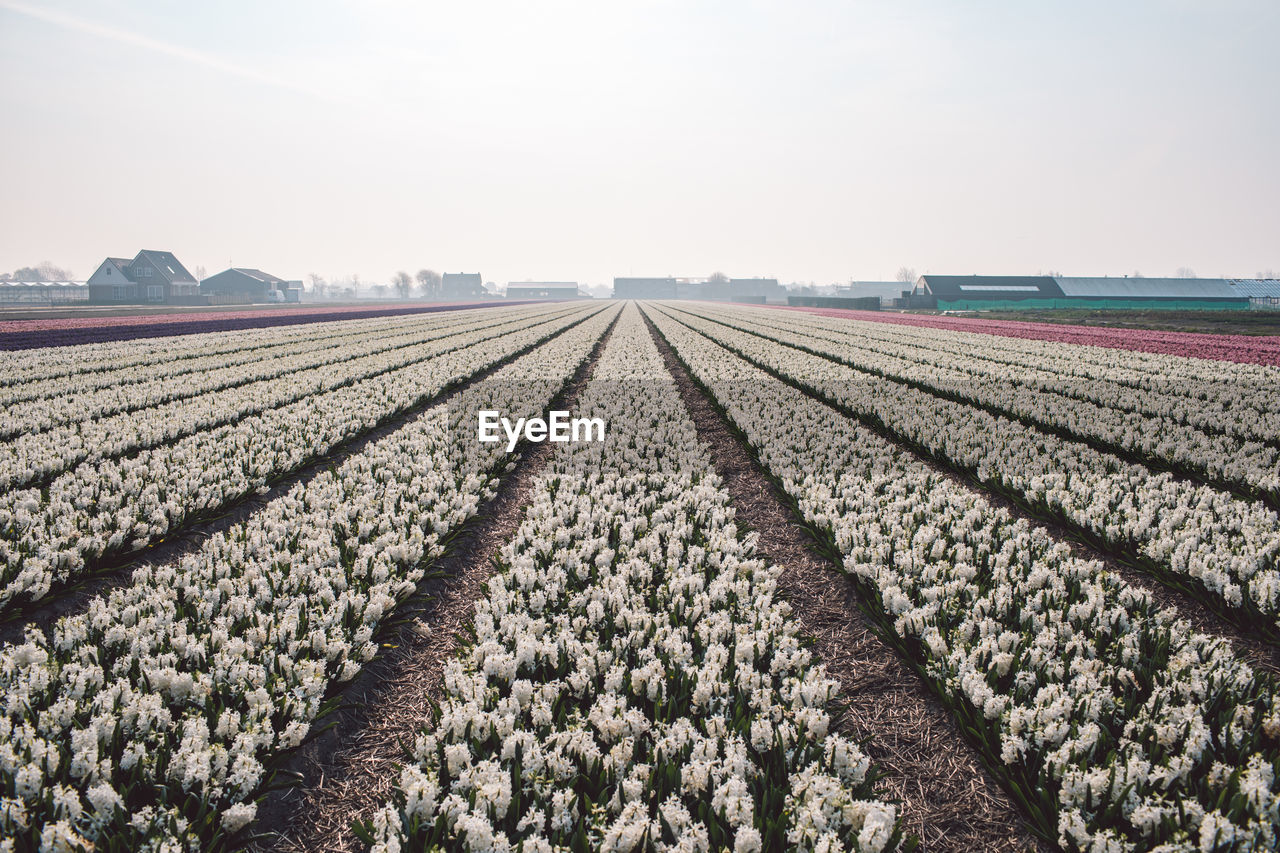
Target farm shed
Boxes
[200,268,298,303]
[1227,279,1280,310]
[87,250,200,305]
[505,283,580,299]
[440,273,485,299]
[915,275,1250,311]
[729,278,785,302]
[614,277,678,299]
[835,280,910,307]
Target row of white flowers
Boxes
[0,306,502,390]
[758,306,1280,409]
[646,304,1280,853]
[370,305,899,853]
[0,306,619,851]
[0,307,512,408]
[709,305,1280,448]
[675,305,1280,500]
[0,306,580,490]
[0,306,605,615]
[658,306,1280,636]
[1,305,572,439]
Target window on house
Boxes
[147,285,163,302]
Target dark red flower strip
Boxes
[768,305,1280,367]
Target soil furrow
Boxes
[641,305,1046,853]
[0,306,608,645]
[250,311,620,853]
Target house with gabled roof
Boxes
[86,250,200,304]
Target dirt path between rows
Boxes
[0,308,605,647]
[251,311,620,853]
[641,306,1046,853]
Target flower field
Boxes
[0,302,517,352]
[774,307,1280,368]
[1,301,1277,852]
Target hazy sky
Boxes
[2,0,1277,287]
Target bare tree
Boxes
[194,265,207,281]
[416,269,441,299]
[12,263,73,281]
[1256,269,1277,280]
[895,266,917,284]
[372,283,389,299]
[35,261,74,280]
[1175,267,1197,278]
[707,271,729,286]
[308,273,327,299]
[392,270,412,299]
[1132,270,1144,278]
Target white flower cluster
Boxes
[0,306,602,614]
[1,305,562,440]
[0,307,619,849]
[648,305,1280,852]
[660,305,1280,634]
[676,304,1280,503]
[701,303,1280,448]
[371,305,899,853]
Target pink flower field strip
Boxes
[771,304,1280,367]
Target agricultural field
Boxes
[1,300,1278,853]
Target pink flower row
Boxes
[772,305,1280,367]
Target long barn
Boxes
[914,275,1252,311]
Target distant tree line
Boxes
[0,262,75,281]
[303,269,446,300]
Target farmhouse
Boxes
[912,275,1252,312]
[200,268,302,303]
[505,283,580,299]
[86,250,200,305]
